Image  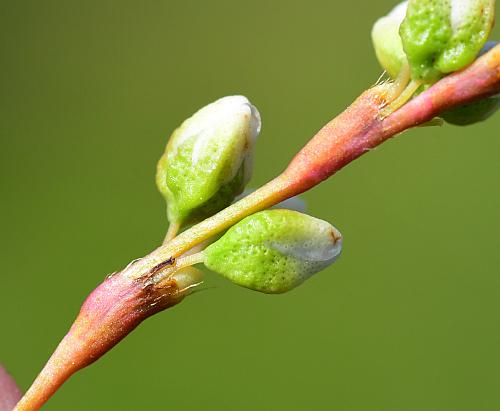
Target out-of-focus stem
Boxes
[0,366,22,411]
[382,79,422,116]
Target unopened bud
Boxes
[400,0,495,82]
[372,1,408,78]
[157,95,261,228]
[203,209,342,294]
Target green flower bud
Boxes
[372,1,408,78]
[203,209,342,294]
[156,96,261,227]
[400,0,495,83]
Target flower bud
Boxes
[372,1,408,78]
[400,0,495,83]
[203,209,342,294]
[157,95,261,228]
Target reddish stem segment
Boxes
[282,86,388,190]
[14,274,183,411]
[0,366,22,411]
[284,44,500,193]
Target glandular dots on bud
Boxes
[202,209,342,294]
[156,95,261,235]
[400,0,495,83]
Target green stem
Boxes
[123,174,297,280]
[387,61,411,101]
[174,252,205,271]
[163,221,180,244]
[15,43,500,411]
[382,79,422,117]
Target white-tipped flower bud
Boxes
[157,96,261,228]
[204,209,342,294]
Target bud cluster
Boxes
[156,96,343,294]
[156,1,498,294]
[372,0,498,123]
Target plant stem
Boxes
[0,366,22,411]
[382,79,422,116]
[387,61,411,101]
[14,274,187,411]
[174,252,205,270]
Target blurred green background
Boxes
[1,1,499,410]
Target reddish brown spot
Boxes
[150,257,175,275]
[329,228,341,244]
